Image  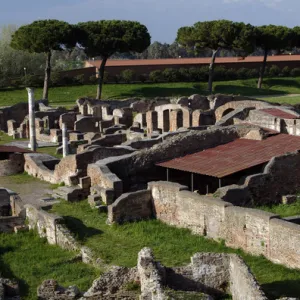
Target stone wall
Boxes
[54,146,133,185]
[218,151,300,206]
[0,153,24,176]
[24,153,59,184]
[215,100,270,121]
[25,205,79,251]
[229,255,267,300]
[0,216,24,232]
[107,190,152,224]
[107,181,300,270]
[149,181,231,238]
[88,125,257,198]
[137,248,266,300]
[0,102,28,132]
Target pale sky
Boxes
[0,0,298,43]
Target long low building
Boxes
[61,54,300,82]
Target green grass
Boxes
[0,230,100,300]
[4,172,42,184]
[50,200,300,299]
[258,199,300,218]
[2,77,300,107]
[0,132,62,158]
[38,146,62,159]
[260,95,300,105]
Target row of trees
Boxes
[11,20,151,100]
[176,21,300,93]
[9,19,300,100]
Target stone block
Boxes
[88,195,101,208]
[14,225,28,233]
[79,176,91,190]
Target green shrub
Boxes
[149,70,163,83]
[281,66,290,77]
[103,71,109,83]
[22,75,43,87]
[224,68,237,80]
[268,65,281,77]
[138,73,148,83]
[246,68,259,78]
[50,72,62,86]
[162,68,180,82]
[237,68,249,79]
[189,67,208,82]
[89,75,98,84]
[291,68,300,77]
[74,74,85,85]
[113,74,121,84]
[213,66,227,81]
[178,68,190,82]
[121,69,135,83]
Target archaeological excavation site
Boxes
[1,89,300,300]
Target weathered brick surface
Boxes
[107,190,152,224]
[146,181,300,269]
[219,151,300,206]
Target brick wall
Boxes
[143,181,300,269]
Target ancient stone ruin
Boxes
[2,92,300,298]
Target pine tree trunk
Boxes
[257,49,268,89]
[43,51,52,100]
[208,49,219,94]
[96,57,108,100]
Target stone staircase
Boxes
[52,186,89,202]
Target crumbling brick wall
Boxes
[218,151,300,206]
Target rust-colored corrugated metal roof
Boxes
[156,134,300,178]
[260,108,299,120]
[0,146,33,153]
[86,55,300,68]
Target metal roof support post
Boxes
[219,178,222,188]
[191,173,194,192]
[166,168,169,182]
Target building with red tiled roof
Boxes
[62,55,300,83]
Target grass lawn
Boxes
[259,95,300,105]
[50,200,300,300]
[0,231,99,300]
[1,77,300,107]
[258,199,300,218]
[0,132,62,158]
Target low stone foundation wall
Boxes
[138,248,266,300]
[25,205,79,251]
[0,153,24,176]
[0,216,24,232]
[107,190,152,224]
[217,151,300,206]
[89,125,257,199]
[108,181,300,269]
[24,154,59,184]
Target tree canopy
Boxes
[77,20,151,99]
[177,20,256,93]
[10,19,76,100]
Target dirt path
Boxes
[0,175,55,208]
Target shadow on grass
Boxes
[116,86,204,98]
[0,246,29,298]
[63,216,102,242]
[264,78,300,89]
[213,84,287,96]
[262,279,300,299]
